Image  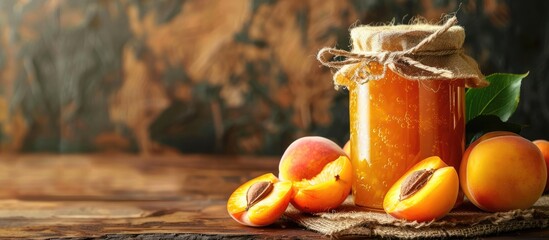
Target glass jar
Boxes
[349,63,465,208]
[322,19,488,209]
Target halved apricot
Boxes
[291,156,353,213]
[383,156,459,222]
[227,173,293,227]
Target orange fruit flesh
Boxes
[383,156,459,222]
[243,181,293,226]
[384,166,459,222]
[293,156,350,187]
[227,173,293,227]
[405,156,448,173]
[291,156,353,213]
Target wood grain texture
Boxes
[0,154,325,239]
[0,154,277,200]
[0,199,323,239]
[0,154,546,239]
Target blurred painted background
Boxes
[0,0,547,155]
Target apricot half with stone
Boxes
[227,173,293,227]
[383,156,459,222]
[291,156,353,213]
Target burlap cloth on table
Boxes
[284,195,549,238]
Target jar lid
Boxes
[320,18,488,89]
[350,24,464,53]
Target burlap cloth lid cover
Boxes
[318,17,489,89]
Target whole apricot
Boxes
[279,136,346,182]
[461,131,519,201]
[461,135,547,212]
[532,140,549,192]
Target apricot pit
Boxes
[246,181,274,210]
[399,169,434,201]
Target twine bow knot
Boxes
[317,17,461,84]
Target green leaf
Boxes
[465,115,525,146]
[465,73,527,122]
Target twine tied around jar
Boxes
[317,16,464,85]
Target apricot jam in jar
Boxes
[349,64,466,208]
[318,17,488,209]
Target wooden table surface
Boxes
[0,154,546,239]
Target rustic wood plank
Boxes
[0,154,279,200]
[0,199,323,239]
[0,154,325,238]
[0,154,547,239]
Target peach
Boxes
[279,136,346,182]
[227,173,293,227]
[532,140,549,192]
[461,135,547,212]
[291,156,353,213]
[384,156,459,222]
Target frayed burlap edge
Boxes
[283,195,549,238]
[339,219,548,239]
[318,16,488,89]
